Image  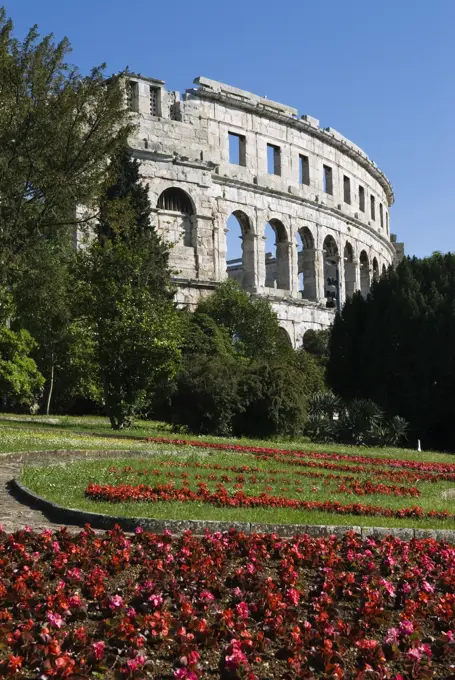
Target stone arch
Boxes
[264,218,290,290]
[157,187,195,248]
[296,226,317,300]
[226,210,255,289]
[372,257,379,282]
[359,250,370,298]
[344,241,356,299]
[279,326,293,347]
[323,235,339,309]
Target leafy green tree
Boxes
[0,326,44,409]
[327,253,455,451]
[13,239,75,414]
[0,8,131,276]
[195,280,292,362]
[77,151,182,429]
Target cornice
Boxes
[189,84,394,207]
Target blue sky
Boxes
[7,0,455,258]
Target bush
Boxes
[234,362,308,438]
[306,391,408,447]
[168,355,243,436]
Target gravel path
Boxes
[0,449,134,533]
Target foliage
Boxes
[234,361,308,438]
[196,280,292,362]
[13,239,76,414]
[0,9,131,272]
[0,326,44,408]
[168,355,242,436]
[77,151,182,429]
[306,391,408,447]
[302,328,330,366]
[327,253,455,451]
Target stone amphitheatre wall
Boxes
[126,74,403,347]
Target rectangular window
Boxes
[370,195,376,221]
[299,154,310,185]
[359,185,365,212]
[379,203,384,228]
[323,165,333,195]
[126,80,139,112]
[386,211,389,233]
[267,144,281,175]
[228,132,246,166]
[150,86,160,116]
[343,176,351,204]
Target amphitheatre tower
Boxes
[126,74,403,347]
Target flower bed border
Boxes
[11,477,455,543]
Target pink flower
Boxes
[135,526,143,534]
[199,590,215,602]
[148,594,163,608]
[68,595,82,609]
[287,587,300,605]
[422,580,434,593]
[92,641,105,660]
[46,612,64,629]
[399,619,414,636]
[384,627,400,645]
[109,595,124,610]
[236,601,249,619]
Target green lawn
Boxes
[3,413,455,530]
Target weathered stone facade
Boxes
[127,74,402,347]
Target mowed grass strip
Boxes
[20,450,455,530]
[3,413,455,463]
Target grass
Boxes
[9,416,455,529]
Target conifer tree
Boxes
[77,150,181,429]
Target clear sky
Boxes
[6,0,455,258]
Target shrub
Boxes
[234,361,308,438]
[306,392,408,447]
[168,355,243,436]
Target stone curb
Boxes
[10,478,455,542]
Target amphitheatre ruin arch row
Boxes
[127,74,404,347]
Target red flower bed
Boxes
[1,526,455,679]
[108,465,421,498]
[85,482,449,520]
[147,436,455,476]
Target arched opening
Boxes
[344,242,356,299]
[323,235,339,309]
[296,227,316,300]
[264,219,290,290]
[157,187,194,247]
[359,250,370,298]
[382,263,387,276]
[372,257,379,282]
[279,327,293,347]
[226,211,254,289]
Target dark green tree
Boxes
[327,253,455,451]
[195,280,293,362]
[0,8,132,277]
[77,151,182,429]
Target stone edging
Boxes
[11,478,455,542]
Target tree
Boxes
[195,280,292,362]
[13,239,74,414]
[327,253,455,451]
[0,326,44,409]
[0,8,132,277]
[77,151,182,429]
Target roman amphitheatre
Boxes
[122,74,404,346]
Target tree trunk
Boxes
[45,361,55,416]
